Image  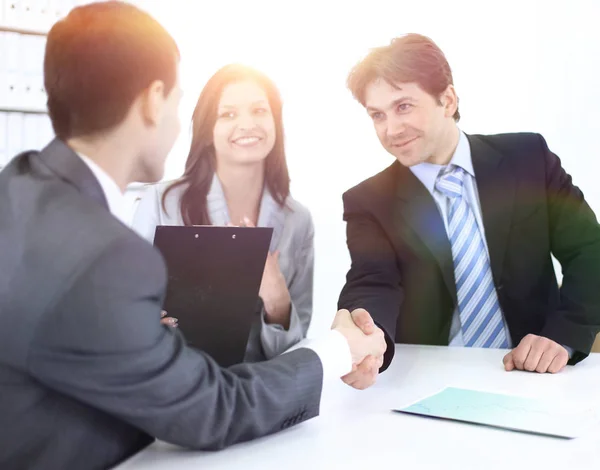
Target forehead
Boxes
[218,80,269,108]
[364,79,425,110]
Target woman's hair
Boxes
[162,64,290,225]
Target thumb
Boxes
[351,308,376,335]
[503,351,515,371]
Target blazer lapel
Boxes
[207,173,284,252]
[38,138,109,210]
[394,164,457,302]
[468,134,516,284]
[207,173,230,226]
[256,190,285,253]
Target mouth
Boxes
[391,136,418,149]
[232,136,262,147]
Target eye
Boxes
[397,103,413,112]
[219,111,236,119]
[370,112,385,121]
[254,107,269,115]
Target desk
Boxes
[116,345,600,470]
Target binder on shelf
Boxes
[0,112,7,166]
[6,112,24,157]
[3,1,20,27]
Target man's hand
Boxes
[160,310,178,328]
[332,308,386,389]
[503,334,569,373]
[331,308,386,366]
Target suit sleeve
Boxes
[337,190,403,371]
[27,235,324,450]
[538,134,600,363]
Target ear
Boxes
[440,84,458,119]
[139,80,166,127]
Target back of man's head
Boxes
[44,1,180,140]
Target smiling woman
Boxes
[131,64,316,363]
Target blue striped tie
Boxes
[435,166,509,348]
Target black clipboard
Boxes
[153,225,272,367]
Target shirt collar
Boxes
[409,129,474,193]
[77,153,129,225]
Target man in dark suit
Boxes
[338,33,600,388]
[0,3,386,469]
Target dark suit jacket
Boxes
[0,140,323,470]
[338,133,600,370]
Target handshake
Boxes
[331,308,387,390]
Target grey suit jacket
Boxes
[131,175,314,361]
[0,140,323,470]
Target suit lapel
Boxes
[468,134,516,284]
[38,138,109,210]
[207,173,284,252]
[394,164,457,302]
[207,173,230,226]
[256,190,285,252]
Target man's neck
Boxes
[67,136,136,192]
[427,124,460,166]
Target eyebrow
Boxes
[366,97,415,113]
[219,100,268,110]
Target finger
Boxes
[512,340,534,370]
[548,350,568,374]
[535,350,554,374]
[161,317,178,327]
[242,216,255,227]
[523,340,545,372]
[161,310,167,318]
[342,359,378,389]
[503,351,515,371]
[375,354,384,369]
[350,308,376,335]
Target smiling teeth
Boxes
[235,137,260,145]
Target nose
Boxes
[236,111,257,131]
[386,113,406,138]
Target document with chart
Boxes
[394,387,591,438]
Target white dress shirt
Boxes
[409,130,513,347]
[77,154,353,381]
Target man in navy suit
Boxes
[338,33,600,389]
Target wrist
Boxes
[263,299,291,329]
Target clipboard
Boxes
[153,225,273,367]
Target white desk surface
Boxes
[116,345,600,470]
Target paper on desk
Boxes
[393,387,592,439]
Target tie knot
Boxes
[435,165,466,198]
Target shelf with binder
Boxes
[0,24,47,36]
[0,104,46,114]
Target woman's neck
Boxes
[216,162,265,225]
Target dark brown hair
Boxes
[44,1,179,139]
[162,64,290,226]
[347,33,460,121]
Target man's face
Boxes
[364,79,452,167]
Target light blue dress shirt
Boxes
[409,131,513,347]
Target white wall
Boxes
[133,0,600,337]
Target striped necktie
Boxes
[435,165,509,348]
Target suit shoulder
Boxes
[343,162,399,203]
[471,132,544,156]
[285,196,313,225]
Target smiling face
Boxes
[212,80,276,167]
[364,79,457,167]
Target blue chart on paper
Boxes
[395,387,588,439]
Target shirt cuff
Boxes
[283,330,353,380]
